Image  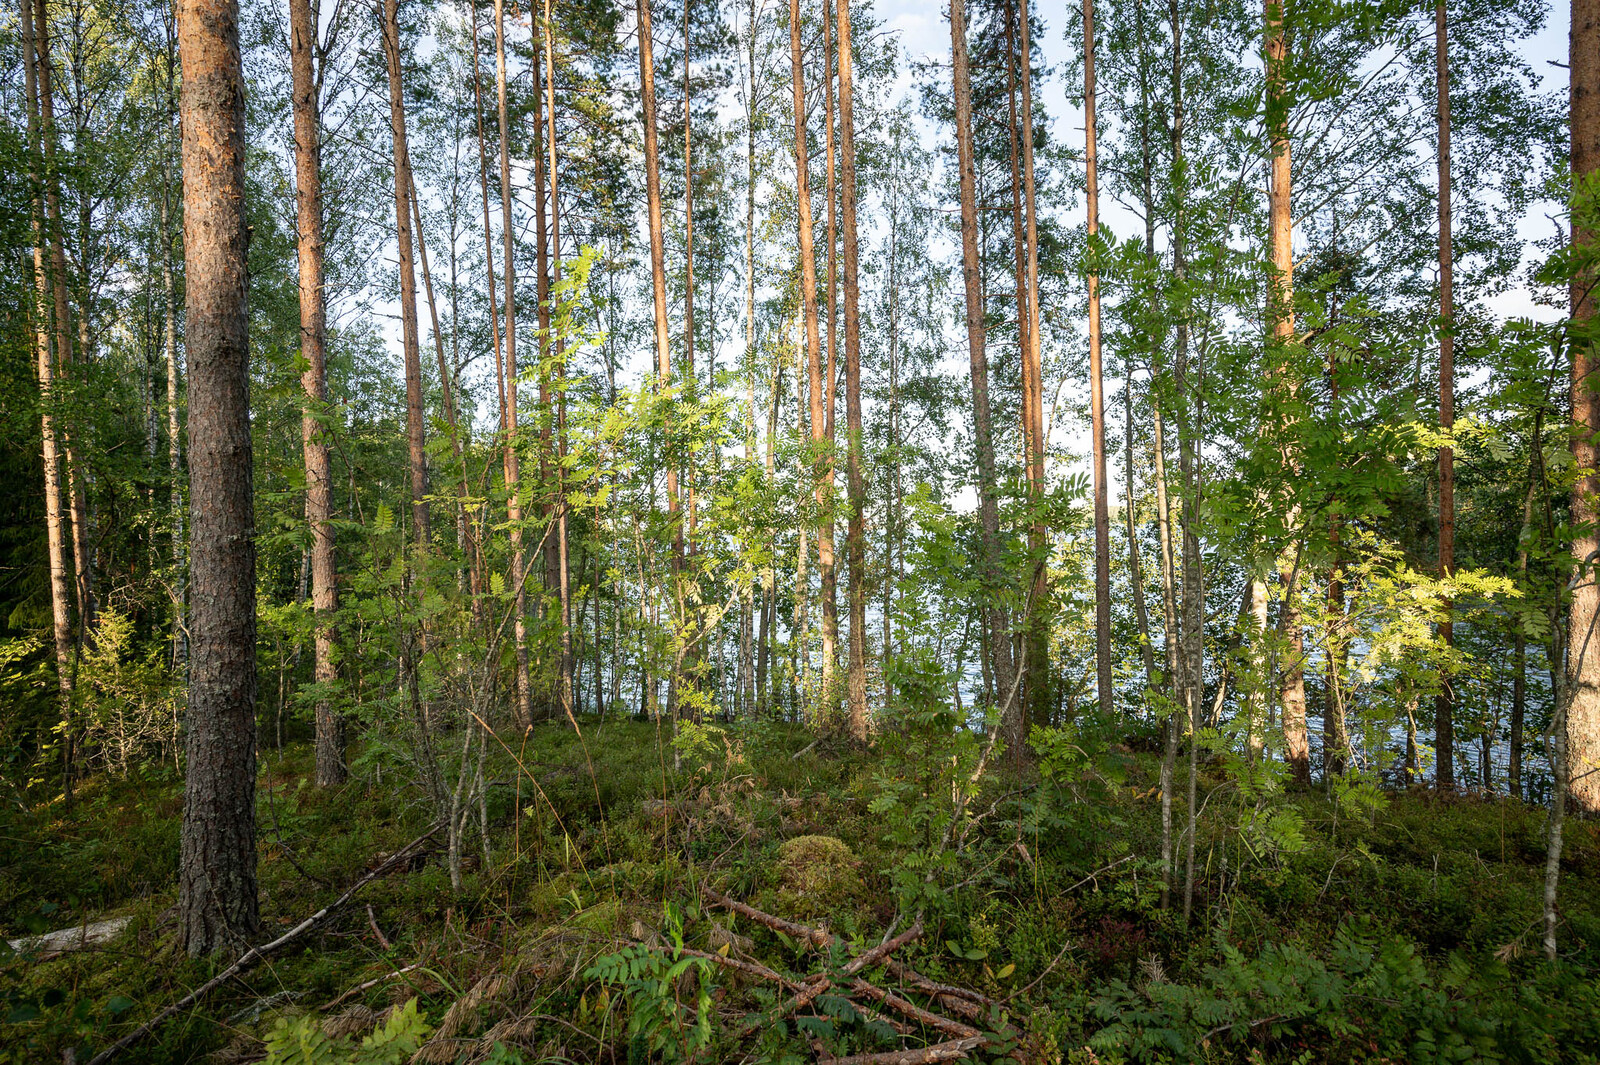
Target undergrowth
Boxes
[0,713,1596,1064]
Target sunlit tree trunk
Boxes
[481,0,532,726]
[951,0,1016,730]
[836,0,867,740]
[638,0,682,722]
[176,0,258,953]
[817,0,839,701]
[544,0,574,722]
[21,0,75,798]
[788,0,825,725]
[1566,0,1600,816]
[381,0,428,550]
[290,0,343,786]
[1265,0,1309,784]
[34,0,94,649]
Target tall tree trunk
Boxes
[381,0,428,549]
[176,0,258,954]
[1083,0,1112,715]
[543,0,574,721]
[1435,0,1457,791]
[817,0,839,701]
[1265,0,1309,784]
[1567,0,1600,814]
[163,50,186,670]
[1019,0,1048,729]
[836,0,867,740]
[638,0,682,721]
[21,0,75,798]
[484,0,532,726]
[788,0,825,724]
[951,0,1016,730]
[290,0,343,786]
[34,0,94,646]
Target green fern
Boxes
[263,998,433,1065]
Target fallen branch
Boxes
[670,945,808,993]
[848,980,981,1041]
[737,975,833,1039]
[701,886,833,948]
[841,919,923,977]
[86,822,444,1065]
[820,1034,987,1065]
[881,962,996,1021]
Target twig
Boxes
[820,1034,987,1064]
[86,823,444,1065]
[320,964,421,1011]
[366,904,392,951]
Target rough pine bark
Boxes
[1568,0,1600,814]
[176,0,258,954]
[289,0,343,786]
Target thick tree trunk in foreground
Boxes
[837,0,867,741]
[176,0,258,954]
[289,0,343,787]
[817,0,839,702]
[1568,0,1600,814]
[951,0,1016,732]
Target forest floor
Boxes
[2,716,1599,1064]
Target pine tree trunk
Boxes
[1018,0,1049,729]
[835,0,867,740]
[482,0,532,727]
[637,0,681,722]
[1435,0,1458,791]
[817,0,839,702]
[951,0,1016,729]
[1568,0,1600,814]
[21,0,75,797]
[34,0,95,648]
[788,0,825,725]
[543,0,574,723]
[381,0,428,549]
[1083,0,1112,715]
[175,0,258,953]
[290,0,343,786]
[1265,0,1309,784]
